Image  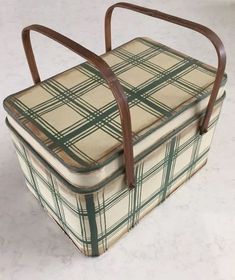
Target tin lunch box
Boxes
[3,3,227,256]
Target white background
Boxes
[0,0,234,279]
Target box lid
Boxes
[4,37,227,189]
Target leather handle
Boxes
[105,2,226,134]
[22,24,135,188]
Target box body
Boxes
[7,94,224,256]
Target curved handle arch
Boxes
[105,2,226,134]
[22,24,135,188]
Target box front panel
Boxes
[8,97,224,256]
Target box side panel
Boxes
[9,130,95,256]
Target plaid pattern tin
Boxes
[6,94,224,256]
[4,36,227,256]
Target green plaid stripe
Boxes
[4,37,227,171]
[8,95,224,256]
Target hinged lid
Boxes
[4,37,227,189]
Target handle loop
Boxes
[22,24,135,188]
[105,2,226,134]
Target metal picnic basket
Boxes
[3,2,227,256]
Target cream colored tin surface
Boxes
[4,37,227,256]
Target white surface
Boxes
[0,0,234,279]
